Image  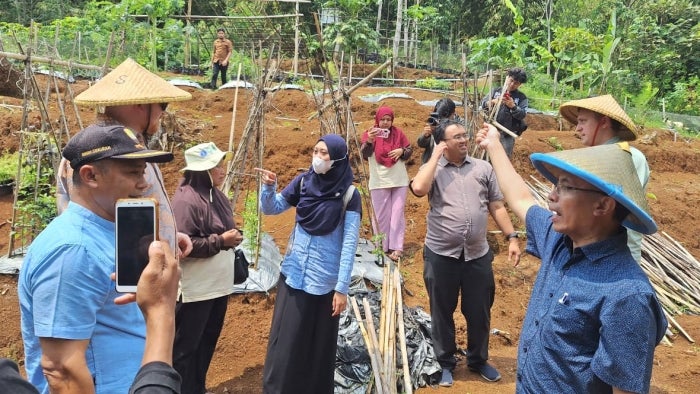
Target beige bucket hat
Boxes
[74,58,191,106]
[181,142,232,172]
[530,142,656,235]
[559,94,637,141]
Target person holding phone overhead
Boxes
[361,106,413,261]
[18,124,174,394]
[170,142,243,394]
[255,134,361,394]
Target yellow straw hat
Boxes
[559,94,637,141]
[530,142,656,235]
[74,58,191,107]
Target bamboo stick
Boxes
[0,51,103,71]
[394,270,412,394]
[351,297,385,394]
[227,63,243,152]
[665,310,695,343]
[363,297,390,394]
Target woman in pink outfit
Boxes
[360,106,413,261]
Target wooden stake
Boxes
[394,269,413,394]
[351,297,385,394]
[227,63,243,152]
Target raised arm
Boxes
[476,123,535,223]
[410,141,447,197]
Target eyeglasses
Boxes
[554,183,606,196]
[159,103,168,111]
[446,133,468,141]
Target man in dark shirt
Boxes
[476,123,667,393]
[481,67,528,158]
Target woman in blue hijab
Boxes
[255,134,362,394]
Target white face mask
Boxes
[312,156,333,174]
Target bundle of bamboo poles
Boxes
[350,260,412,394]
[527,176,700,344]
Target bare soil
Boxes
[0,68,699,393]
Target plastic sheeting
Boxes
[335,291,442,393]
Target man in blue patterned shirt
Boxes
[476,123,667,393]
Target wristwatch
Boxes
[506,232,519,240]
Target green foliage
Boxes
[15,137,58,235]
[0,153,19,184]
[322,18,378,55]
[415,77,451,90]
[665,76,700,115]
[241,191,259,251]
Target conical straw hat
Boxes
[74,58,191,107]
[530,142,656,235]
[559,94,637,141]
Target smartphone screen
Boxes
[115,199,158,293]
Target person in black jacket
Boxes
[417,98,464,164]
[481,67,528,158]
[2,241,183,394]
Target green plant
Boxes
[0,152,19,184]
[241,191,259,251]
[547,136,563,151]
[416,77,451,90]
[14,135,58,237]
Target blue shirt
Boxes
[19,202,146,394]
[517,206,667,394]
[259,183,360,295]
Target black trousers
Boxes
[173,295,229,394]
[423,246,495,370]
[262,276,339,394]
[210,61,228,88]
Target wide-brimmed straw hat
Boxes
[559,94,637,141]
[74,58,191,107]
[181,142,232,172]
[530,142,656,235]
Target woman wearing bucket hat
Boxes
[476,123,667,394]
[254,134,361,394]
[559,94,649,262]
[57,58,193,259]
[170,142,243,394]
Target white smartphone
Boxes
[115,198,159,293]
[374,128,390,138]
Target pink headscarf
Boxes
[361,106,410,167]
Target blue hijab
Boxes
[281,134,355,235]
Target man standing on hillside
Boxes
[57,57,193,257]
[559,94,649,263]
[481,67,529,158]
[476,122,666,393]
[410,120,521,387]
[210,28,233,89]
